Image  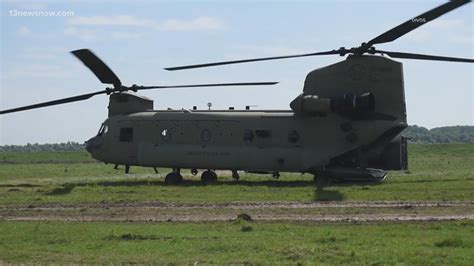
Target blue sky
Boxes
[0,0,473,145]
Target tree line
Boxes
[0,141,84,152]
[402,125,474,144]
[0,125,473,152]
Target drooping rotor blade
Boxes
[165,50,339,71]
[0,90,106,115]
[376,50,474,63]
[0,82,279,115]
[137,82,279,90]
[366,0,471,47]
[71,49,122,86]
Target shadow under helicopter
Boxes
[41,179,381,201]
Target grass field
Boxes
[0,144,473,205]
[1,220,473,264]
[1,144,473,263]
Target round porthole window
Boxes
[161,129,172,142]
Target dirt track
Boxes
[1,201,473,223]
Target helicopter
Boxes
[1,0,473,186]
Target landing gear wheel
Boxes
[165,172,183,185]
[201,170,217,184]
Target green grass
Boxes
[1,145,473,264]
[0,144,473,205]
[1,220,473,264]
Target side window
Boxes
[120,128,133,142]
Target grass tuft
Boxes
[240,225,253,232]
[434,238,466,248]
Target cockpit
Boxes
[97,123,108,136]
[86,121,109,156]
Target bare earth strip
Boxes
[1,201,473,223]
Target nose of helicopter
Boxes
[85,137,96,153]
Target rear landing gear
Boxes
[201,170,217,183]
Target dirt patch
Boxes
[1,201,473,223]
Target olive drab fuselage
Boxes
[86,55,408,174]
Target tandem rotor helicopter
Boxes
[1,0,473,185]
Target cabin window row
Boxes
[119,127,300,144]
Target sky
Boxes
[0,0,473,145]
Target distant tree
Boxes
[0,142,85,152]
[402,125,474,144]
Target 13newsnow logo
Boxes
[411,17,426,23]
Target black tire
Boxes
[201,170,217,184]
[165,173,183,185]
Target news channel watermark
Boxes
[9,9,75,17]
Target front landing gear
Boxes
[165,168,183,185]
[232,170,240,181]
[201,170,217,183]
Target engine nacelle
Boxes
[290,92,374,116]
[108,92,154,117]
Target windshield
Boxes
[97,123,108,136]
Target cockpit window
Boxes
[97,124,108,136]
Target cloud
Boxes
[64,27,145,42]
[111,31,144,40]
[12,1,48,11]
[234,44,306,57]
[403,18,473,44]
[426,18,465,30]
[68,15,152,27]
[63,15,224,42]
[18,26,31,36]
[450,35,474,45]
[20,47,68,60]
[2,64,76,79]
[156,17,224,31]
[64,27,99,42]
[66,15,225,32]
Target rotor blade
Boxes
[137,82,279,90]
[376,50,474,63]
[367,0,471,47]
[71,49,121,86]
[0,91,105,115]
[164,50,339,71]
